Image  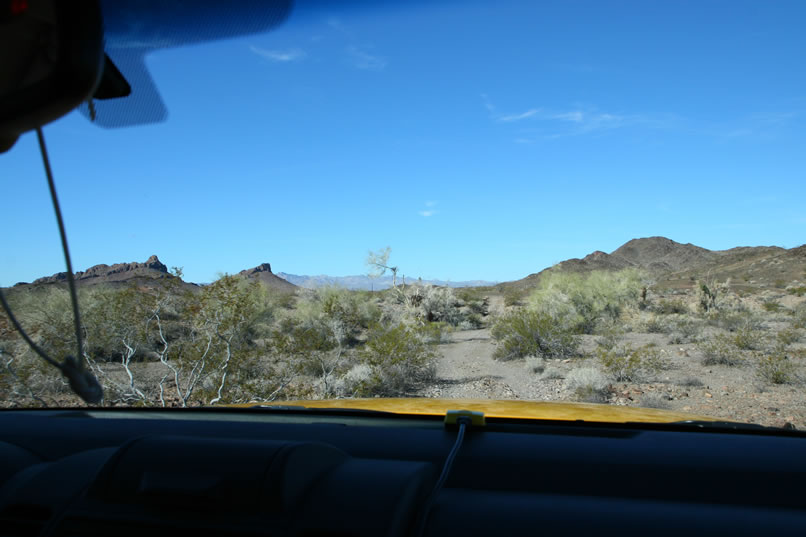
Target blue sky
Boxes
[2,0,805,286]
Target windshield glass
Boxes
[1,0,804,427]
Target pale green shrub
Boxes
[566,367,610,403]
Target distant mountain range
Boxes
[10,236,804,292]
[275,273,497,291]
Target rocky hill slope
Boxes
[502,237,805,292]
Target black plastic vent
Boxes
[0,503,53,537]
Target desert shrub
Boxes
[540,367,564,380]
[731,324,762,351]
[457,290,489,316]
[566,367,610,403]
[524,356,545,374]
[640,392,671,410]
[678,376,703,387]
[528,269,645,334]
[503,287,526,307]
[354,323,437,396]
[762,300,782,313]
[491,310,577,361]
[271,316,339,357]
[706,310,760,333]
[419,321,451,344]
[777,327,801,347]
[335,363,373,397]
[792,305,806,330]
[525,356,566,379]
[698,335,743,366]
[597,344,666,382]
[789,286,806,297]
[757,353,797,385]
[667,315,701,344]
[643,315,669,334]
[316,287,380,336]
[655,299,688,315]
[597,325,624,351]
[396,285,474,328]
[459,312,485,330]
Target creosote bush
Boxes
[597,344,666,382]
[353,323,437,396]
[756,353,797,385]
[698,335,744,366]
[491,310,577,361]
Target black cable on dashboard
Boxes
[413,417,470,537]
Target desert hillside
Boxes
[501,236,805,293]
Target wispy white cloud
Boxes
[347,45,386,71]
[499,109,540,122]
[250,45,306,62]
[419,201,438,217]
[481,95,660,138]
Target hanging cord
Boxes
[0,128,102,404]
[413,416,471,537]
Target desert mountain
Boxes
[503,237,805,292]
[14,257,296,292]
[238,263,296,291]
[21,255,174,287]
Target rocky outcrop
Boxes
[239,263,296,291]
[238,263,273,278]
[30,255,169,285]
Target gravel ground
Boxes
[419,327,806,430]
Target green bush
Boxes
[698,335,743,366]
[355,323,437,396]
[789,286,806,297]
[528,269,645,334]
[491,310,577,361]
[757,353,796,385]
[597,344,665,382]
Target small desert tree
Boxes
[195,274,262,404]
[81,286,152,403]
[367,246,399,288]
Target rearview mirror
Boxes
[0,0,104,152]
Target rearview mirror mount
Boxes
[0,0,104,152]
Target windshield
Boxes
[1,0,804,427]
